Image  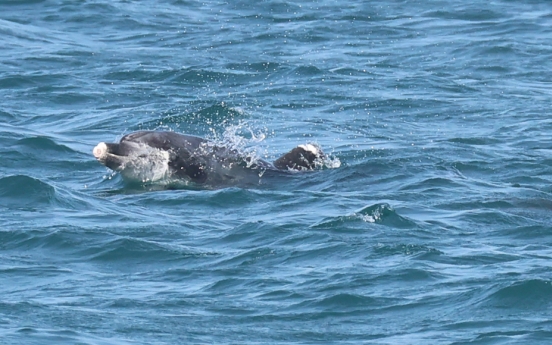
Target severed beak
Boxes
[93,142,108,160]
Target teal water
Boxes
[2,1,552,344]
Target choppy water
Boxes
[2,1,552,344]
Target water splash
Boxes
[320,149,341,170]
[358,204,387,223]
[209,122,268,169]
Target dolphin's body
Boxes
[93,131,323,186]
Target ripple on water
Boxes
[83,237,195,264]
[0,175,56,209]
[14,136,75,155]
[312,203,420,230]
[373,243,443,258]
[2,1,552,344]
[481,279,552,311]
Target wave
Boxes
[102,66,261,86]
[83,236,203,264]
[297,292,380,311]
[422,7,504,22]
[480,279,552,310]
[399,176,467,192]
[446,137,503,146]
[0,174,154,222]
[373,244,443,258]
[0,175,56,209]
[14,136,75,154]
[312,203,419,229]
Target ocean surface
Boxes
[2,1,552,344]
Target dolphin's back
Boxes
[120,131,206,153]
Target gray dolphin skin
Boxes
[93,131,323,185]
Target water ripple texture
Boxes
[1,1,552,344]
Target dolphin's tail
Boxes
[273,144,324,171]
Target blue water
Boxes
[2,1,552,344]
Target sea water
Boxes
[1,1,552,344]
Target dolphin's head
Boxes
[93,140,170,183]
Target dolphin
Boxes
[93,131,323,186]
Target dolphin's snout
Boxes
[93,142,108,159]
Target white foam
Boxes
[298,144,320,156]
